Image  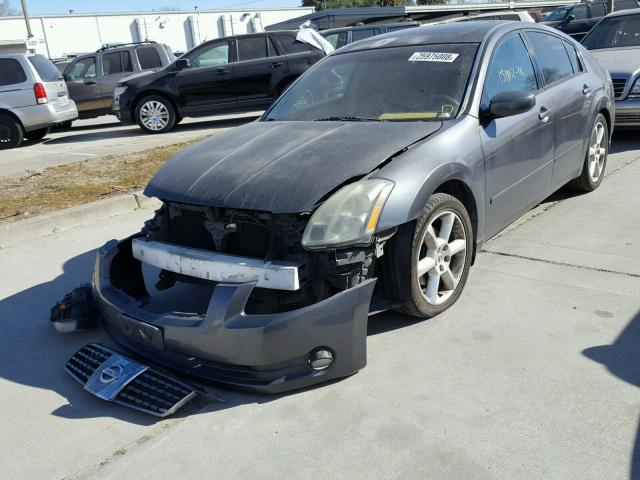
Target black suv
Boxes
[63,42,175,122]
[114,31,325,133]
[543,0,640,39]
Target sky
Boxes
[8,0,303,15]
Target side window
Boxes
[563,41,583,73]
[237,37,268,62]
[323,32,348,49]
[499,15,520,21]
[351,29,375,42]
[137,46,162,69]
[570,5,588,20]
[273,34,314,54]
[67,57,96,80]
[103,51,132,75]
[526,32,574,85]
[590,3,606,17]
[187,42,230,68]
[485,34,538,100]
[0,58,27,86]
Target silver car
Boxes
[582,8,640,127]
[0,53,78,149]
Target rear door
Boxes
[524,31,592,188]
[234,35,288,108]
[64,55,102,113]
[272,33,323,81]
[99,49,134,108]
[174,40,236,114]
[480,32,555,236]
[27,55,70,112]
[0,57,32,108]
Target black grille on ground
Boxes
[65,343,113,384]
[612,78,628,99]
[114,370,195,416]
[65,343,196,417]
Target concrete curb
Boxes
[0,190,161,248]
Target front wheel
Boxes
[135,95,176,133]
[25,127,50,141]
[396,193,474,318]
[569,113,608,192]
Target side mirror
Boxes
[174,58,191,71]
[564,14,575,23]
[487,91,535,119]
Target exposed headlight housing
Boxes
[302,178,394,250]
[629,78,640,98]
[113,85,128,98]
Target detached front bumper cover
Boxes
[93,237,376,394]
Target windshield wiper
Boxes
[314,116,382,122]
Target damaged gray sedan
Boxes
[76,22,614,394]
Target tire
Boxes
[396,193,474,318]
[25,127,50,141]
[569,113,608,192]
[134,95,176,134]
[0,113,23,149]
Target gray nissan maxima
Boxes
[77,22,614,394]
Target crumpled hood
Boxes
[145,120,442,213]
[589,47,640,76]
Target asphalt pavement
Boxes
[0,131,639,480]
[0,112,261,179]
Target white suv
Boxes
[0,53,78,149]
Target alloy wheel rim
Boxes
[416,210,467,305]
[140,101,169,131]
[588,121,606,183]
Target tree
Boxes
[0,0,19,16]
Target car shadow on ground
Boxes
[40,116,259,146]
[0,245,410,425]
[610,130,640,154]
[583,311,640,479]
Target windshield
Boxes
[582,15,640,49]
[263,43,478,122]
[545,7,570,21]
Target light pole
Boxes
[20,0,33,38]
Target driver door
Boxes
[480,33,555,237]
[174,40,236,114]
[64,56,102,114]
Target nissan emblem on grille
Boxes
[65,343,197,417]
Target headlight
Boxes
[302,178,394,249]
[629,78,640,98]
[113,85,128,97]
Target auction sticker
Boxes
[409,52,459,63]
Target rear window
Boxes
[137,46,162,69]
[28,55,61,82]
[273,34,314,54]
[237,37,269,61]
[0,58,27,86]
[103,51,133,75]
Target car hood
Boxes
[145,120,442,213]
[589,47,640,76]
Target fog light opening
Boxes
[308,348,334,371]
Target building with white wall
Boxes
[0,7,314,58]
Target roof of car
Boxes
[322,22,419,34]
[336,21,514,53]
[603,7,640,18]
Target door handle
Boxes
[84,79,97,85]
[582,85,592,95]
[271,62,284,69]
[538,107,551,122]
[216,67,228,75]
